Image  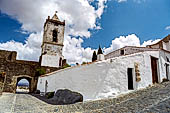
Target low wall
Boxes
[37,51,166,101]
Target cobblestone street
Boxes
[1,82,170,113]
[0,93,55,113]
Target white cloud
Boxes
[116,0,127,3]
[104,34,140,54]
[165,26,170,30]
[141,39,160,47]
[0,32,43,61]
[133,0,146,3]
[104,34,160,55]
[116,0,146,3]
[63,36,94,64]
[96,0,108,18]
[0,0,107,37]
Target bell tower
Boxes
[40,12,65,67]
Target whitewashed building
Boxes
[37,13,170,100]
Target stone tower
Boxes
[40,12,65,67]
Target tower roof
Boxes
[52,11,60,21]
[44,11,65,28]
[97,45,103,55]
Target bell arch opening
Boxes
[53,30,58,42]
[16,76,32,93]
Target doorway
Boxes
[16,78,30,93]
[166,64,169,79]
[127,68,134,90]
[151,56,159,83]
[59,58,62,67]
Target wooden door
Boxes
[151,57,158,83]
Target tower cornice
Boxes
[41,42,64,48]
[44,19,65,29]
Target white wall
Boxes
[41,55,60,67]
[41,43,63,67]
[159,50,170,80]
[164,41,170,51]
[97,54,105,61]
[37,50,168,101]
[163,42,167,50]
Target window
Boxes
[53,30,58,42]
[120,49,124,55]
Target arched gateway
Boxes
[0,50,59,93]
[14,75,33,93]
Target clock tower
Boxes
[40,12,65,67]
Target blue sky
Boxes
[0,0,170,64]
[83,0,170,48]
[0,13,29,43]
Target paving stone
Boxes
[1,82,170,112]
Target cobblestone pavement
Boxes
[0,93,55,113]
[1,82,170,113]
[54,82,170,113]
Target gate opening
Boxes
[16,78,30,93]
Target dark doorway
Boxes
[59,57,62,67]
[120,49,124,55]
[166,57,169,79]
[166,64,169,79]
[127,68,134,90]
[45,80,48,94]
[151,57,159,83]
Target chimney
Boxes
[48,16,50,19]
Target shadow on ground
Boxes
[16,92,29,94]
[30,94,58,105]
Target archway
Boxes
[16,76,32,93]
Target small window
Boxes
[120,49,124,55]
[53,30,58,42]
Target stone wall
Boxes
[0,50,17,62]
[0,50,60,93]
